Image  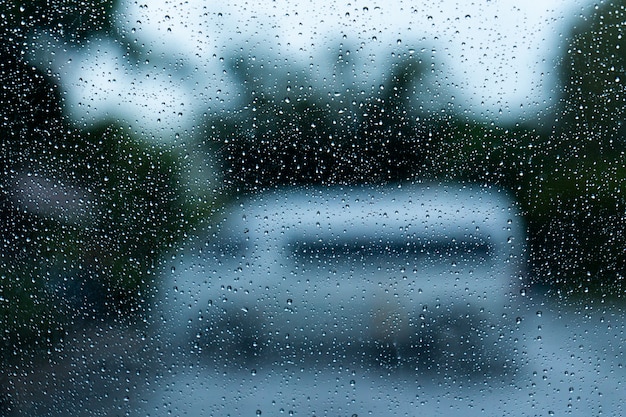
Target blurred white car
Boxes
[158,184,526,365]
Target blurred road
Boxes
[135,288,625,417]
[5,287,624,416]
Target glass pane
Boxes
[1,0,624,415]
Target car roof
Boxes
[216,183,524,250]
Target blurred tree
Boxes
[525,1,626,293]
[1,0,118,40]
[216,57,457,190]
[0,0,215,361]
[0,18,210,360]
[558,1,626,149]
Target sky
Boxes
[32,0,593,141]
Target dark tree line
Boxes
[218,59,447,189]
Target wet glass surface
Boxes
[1,0,625,415]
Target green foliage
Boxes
[558,1,626,146]
[217,57,447,189]
[1,0,118,38]
[526,1,626,292]
[0,45,210,358]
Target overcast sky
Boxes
[34,0,593,140]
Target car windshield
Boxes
[2,0,625,415]
[290,239,491,264]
